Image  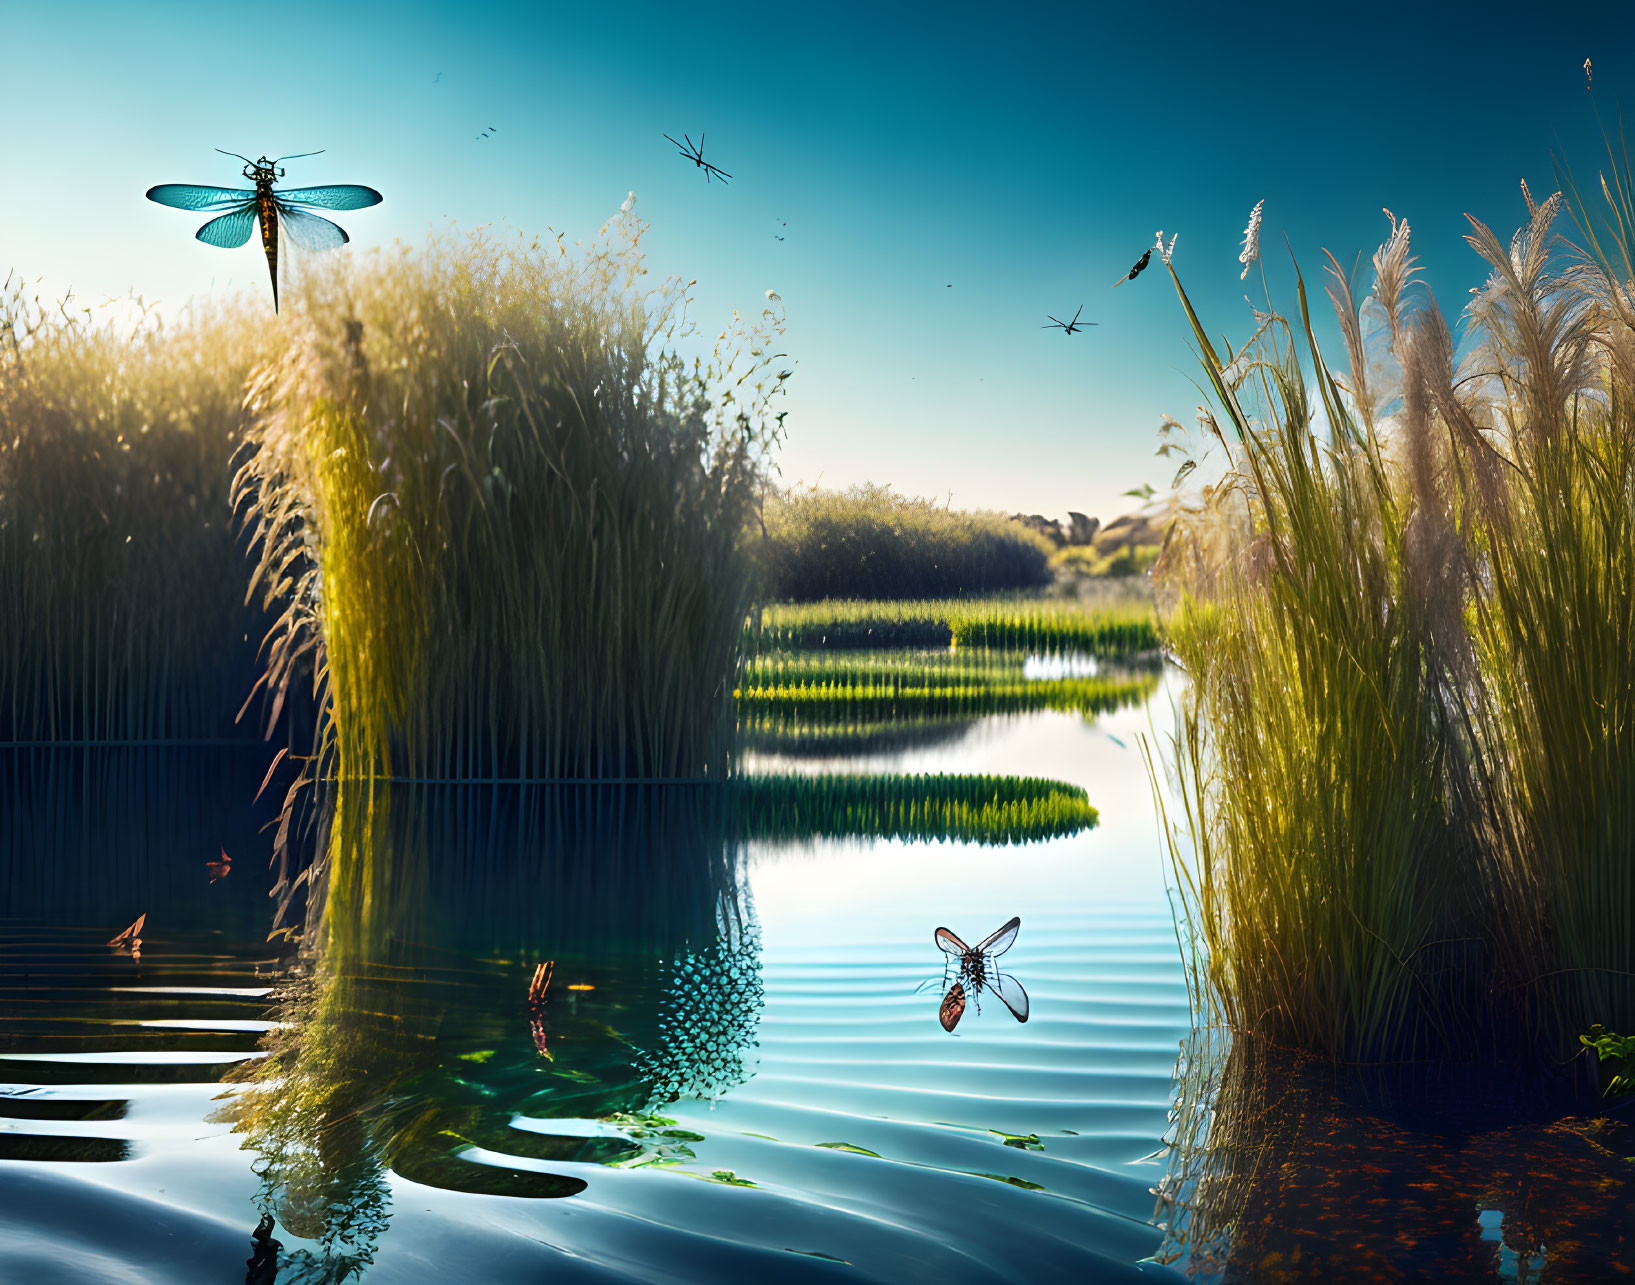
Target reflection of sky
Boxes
[749,674,1185,941]
[5,3,1629,523]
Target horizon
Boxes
[4,1,1631,522]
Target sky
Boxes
[3,0,1633,522]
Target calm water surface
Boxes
[0,685,1194,1283]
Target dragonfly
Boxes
[146,150,383,312]
[664,132,732,184]
[933,916,1029,1032]
[1043,305,1097,335]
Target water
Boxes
[0,678,1174,1281]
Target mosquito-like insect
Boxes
[664,132,732,184]
[1113,248,1152,288]
[1043,305,1097,334]
[933,916,1029,1032]
[146,150,383,312]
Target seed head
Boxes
[1239,200,1264,280]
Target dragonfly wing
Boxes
[976,916,1021,958]
[939,981,966,1032]
[275,184,384,211]
[195,207,258,248]
[935,927,970,956]
[989,972,1030,1022]
[279,206,349,252]
[147,184,255,211]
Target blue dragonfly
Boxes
[146,150,382,312]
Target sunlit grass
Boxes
[236,206,788,785]
[0,278,271,742]
[756,593,1157,654]
[760,482,1054,600]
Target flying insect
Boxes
[146,151,383,311]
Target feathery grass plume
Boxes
[0,279,274,743]
[1371,209,1419,344]
[1156,231,1177,266]
[236,203,787,788]
[1150,241,1465,1064]
[1237,200,1263,280]
[759,484,1054,600]
[1460,179,1635,1056]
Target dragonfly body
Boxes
[146,151,382,312]
[934,916,1028,1031]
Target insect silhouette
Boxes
[205,848,232,883]
[146,151,383,312]
[1113,248,1152,288]
[664,132,731,184]
[1043,305,1097,334]
[934,916,1028,1032]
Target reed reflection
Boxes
[221,781,763,1282]
[1153,1033,1635,1282]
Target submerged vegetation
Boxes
[759,483,1055,600]
[1153,163,1635,1066]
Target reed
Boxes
[1155,168,1635,1064]
[739,668,1156,723]
[737,771,1097,845]
[756,593,1157,654]
[0,278,270,742]
[235,206,787,785]
[759,483,1053,600]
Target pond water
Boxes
[7,664,1634,1282]
[0,670,1193,1284]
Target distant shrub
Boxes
[1051,544,1161,579]
[760,484,1053,600]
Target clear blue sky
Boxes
[3,0,1630,521]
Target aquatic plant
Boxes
[236,203,788,786]
[1154,154,1635,1063]
[759,482,1053,600]
[739,668,1156,724]
[0,278,271,742]
[755,592,1157,653]
[737,772,1098,845]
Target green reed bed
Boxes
[1154,171,1635,1065]
[755,593,1157,654]
[236,208,787,786]
[738,772,1097,844]
[739,712,981,758]
[0,278,270,742]
[739,669,1156,723]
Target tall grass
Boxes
[1155,169,1635,1065]
[0,278,270,742]
[237,207,787,786]
[760,483,1054,600]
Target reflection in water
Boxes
[221,781,764,1281]
[1153,1031,1635,1282]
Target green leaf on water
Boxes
[815,1141,882,1157]
[457,1049,494,1063]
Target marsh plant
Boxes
[760,483,1055,600]
[1152,158,1635,1066]
[237,200,789,787]
[0,278,270,742]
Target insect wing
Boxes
[275,184,383,211]
[147,183,255,211]
[976,916,1020,958]
[939,980,967,1032]
[989,971,1030,1023]
[935,927,970,956]
[195,207,257,248]
[278,207,350,252]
